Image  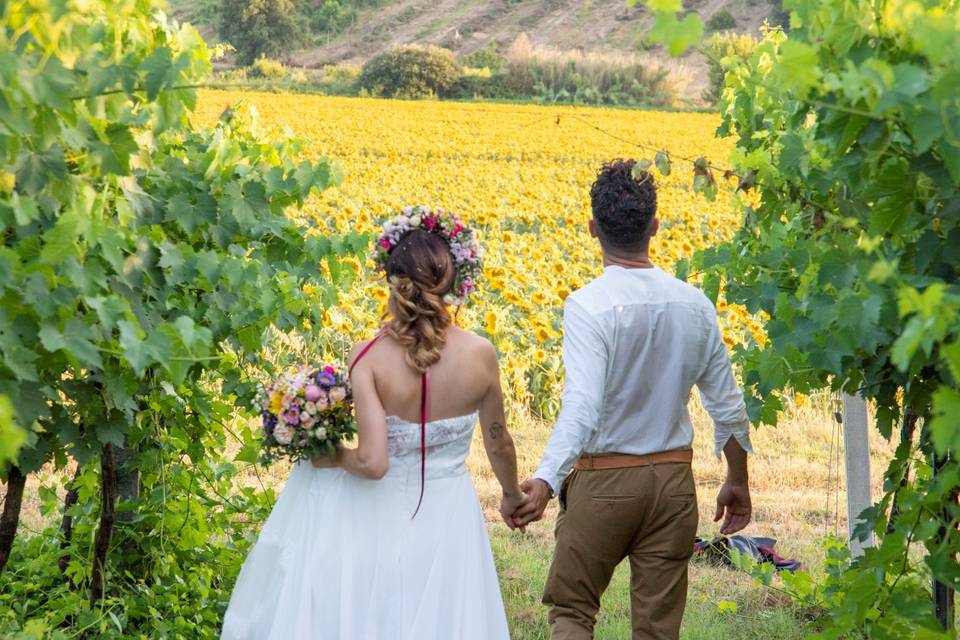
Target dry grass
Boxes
[504,33,692,108]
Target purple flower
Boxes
[284,407,301,425]
[316,371,336,387]
[261,411,277,436]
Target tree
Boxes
[0,0,363,626]
[219,0,306,65]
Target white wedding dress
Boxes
[220,411,511,639]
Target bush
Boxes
[323,64,360,85]
[250,57,288,79]
[706,9,737,31]
[358,45,460,98]
[460,44,506,74]
[702,32,757,105]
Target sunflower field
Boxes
[195,91,764,417]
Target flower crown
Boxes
[374,205,483,306]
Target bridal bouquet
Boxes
[257,365,356,464]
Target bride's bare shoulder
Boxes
[348,333,391,370]
[447,327,498,361]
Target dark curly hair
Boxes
[589,159,658,253]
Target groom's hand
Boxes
[512,478,552,528]
[500,490,527,530]
[714,480,752,535]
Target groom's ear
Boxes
[588,219,599,239]
[648,217,660,238]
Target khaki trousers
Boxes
[543,463,698,640]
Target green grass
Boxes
[489,525,815,639]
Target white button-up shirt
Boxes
[534,265,753,492]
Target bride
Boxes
[221,210,524,639]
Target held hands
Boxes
[714,480,752,535]
[500,489,528,530]
[510,478,552,530]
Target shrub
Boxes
[358,45,460,98]
[706,9,737,32]
[461,44,506,74]
[702,31,757,105]
[323,64,361,85]
[250,57,288,79]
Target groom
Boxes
[512,159,754,639]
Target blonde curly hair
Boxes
[384,230,456,373]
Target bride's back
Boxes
[353,327,496,424]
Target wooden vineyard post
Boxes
[842,394,875,557]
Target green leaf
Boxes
[942,342,960,384]
[929,387,960,456]
[655,150,671,176]
[119,320,154,377]
[95,418,126,448]
[235,440,259,464]
[0,395,25,466]
[648,11,704,57]
[90,123,138,175]
[10,192,39,226]
[673,257,690,282]
[702,271,720,304]
[774,40,820,95]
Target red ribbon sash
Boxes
[348,330,428,519]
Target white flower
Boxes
[274,423,294,445]
[410,214,422,226]
[315,427,328,441]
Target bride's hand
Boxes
[312,448,342,469]
[499,489,527,531]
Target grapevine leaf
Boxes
[118,320,154,377]
[929,387,960,456]
[774,40,821,96]
[655,151,671,176]
[702,271,721,304]
[0,395,25,466]
[648,11,704,57]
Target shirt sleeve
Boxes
[696,310,754,458]
[534,297,608,493]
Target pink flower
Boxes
[305,385,323,402]
[423,216,438,230]
[316,395,330,410]
[329,386,347,403]
[452,223,463,236]
[379,237,392,249]
[302,416,315,428]
[274,423,294,445]
[305,401,317,414]
[284,407,301,425]
[323,365,336,376]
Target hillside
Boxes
[170,0,782,97]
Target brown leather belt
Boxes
[574,449,693,471]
